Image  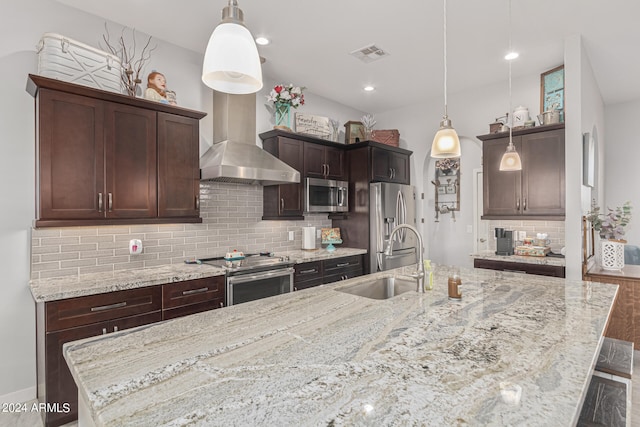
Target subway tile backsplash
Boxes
[30,182,331,280]
[487,219,565,251]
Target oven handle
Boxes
[227,267,295,285]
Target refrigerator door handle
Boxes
[375,184,384,255]
[396,190,407,242]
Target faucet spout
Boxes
[385,224,425,293]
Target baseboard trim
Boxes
[0,386,37,404]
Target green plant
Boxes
[586,201,632,241]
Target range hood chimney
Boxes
[199,90,300,185]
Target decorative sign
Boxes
[540,65,564,113]
[295,113,332,139]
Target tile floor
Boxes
[2,351,640,426]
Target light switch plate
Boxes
[288,231,295,241]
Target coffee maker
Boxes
[495,228,514,256]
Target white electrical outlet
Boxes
[288,231,295,241]
[129,239,142,255]
[316,229,321,238]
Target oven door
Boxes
[226,267,294,306]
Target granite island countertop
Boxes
[64,265,616,426]
[30,247,367,302]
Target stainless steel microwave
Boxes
[305,178,348,213]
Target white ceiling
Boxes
[56,0,640,114]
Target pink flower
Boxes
[274,85,283,94]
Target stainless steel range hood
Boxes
[199,90,300,185]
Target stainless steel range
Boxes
[199,254,294,306]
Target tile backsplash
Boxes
[488,220,565,252]
[30,182,331,280]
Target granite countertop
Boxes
[29,247,368,302]
[64,265,616,426]
[471,250,566,266]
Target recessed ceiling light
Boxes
[255,37,270,46]
[363,85,375,92]
[505,51,519,61]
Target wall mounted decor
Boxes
[431,158,460,222]
[540,65,564,114]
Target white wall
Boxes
[376,71,543,267]
[1,0,366,400]
[604,100,640,246]
[564,35,606,279]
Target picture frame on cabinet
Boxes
[540,65,564,113]
[582,132,595,187]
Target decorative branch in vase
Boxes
[102,24,156,97]
[361,114,376,140]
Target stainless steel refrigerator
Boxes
[369,182,417,273]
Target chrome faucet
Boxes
[384,224,425,293]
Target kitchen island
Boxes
[64,265,616,426]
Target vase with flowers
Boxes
[586,201,632,270]
[267,84,305,130]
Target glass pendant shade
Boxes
[202,12,263,94]
[431,117,461,158]
[499,142,522,171]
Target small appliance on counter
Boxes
[302,226,316,250]
[495,228,514,256]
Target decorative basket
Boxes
[371,129,400,147]
[601,240,625,270]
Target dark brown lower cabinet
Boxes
[162,276,225,320]
[584,267,640,350]
[473,258,565,278]
[294,255,364,290]
[37,276,225,427]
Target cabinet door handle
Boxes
[336,262,350,267]
[516,198,520,210]
[326,164,330,177]
[523,198,527,211]
[392,168,396,179]
[182,287,209,296]
[504,269,527,274]
[280,198,285,211]
[299,269,317,274]
[98,193,103,212]
[195,195,200,209]
[389,168,393,179]
[108,193,113,212]
[90,301,127,312]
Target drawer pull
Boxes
[182,287,209,296]
[504,269,527,274]
[336,262,350,267]
[90,301,127,312]
[299,269,317,274]
[102,328,107,335]
[113,326,118,332]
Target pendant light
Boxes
[499,0,522,171]
[202,0,263,94]
[431,0,461,159]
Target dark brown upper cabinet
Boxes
[478,124,565,220]
[27,74,206,227]
[303,142,346,180]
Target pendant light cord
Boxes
[508,0,513,147]
[443,0,448,118]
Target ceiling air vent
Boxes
[349,44,390,63]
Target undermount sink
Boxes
[335,277,417,300]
